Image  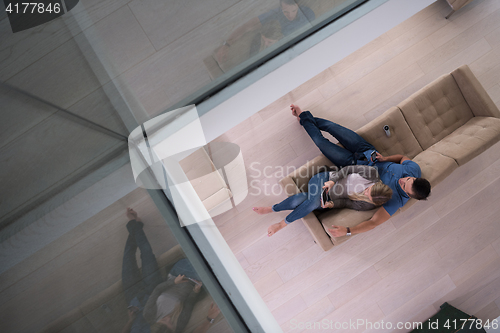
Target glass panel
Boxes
[0,2,237,332]
[1,0,376,331]
[1,0,367,124]
[0,189,235,333]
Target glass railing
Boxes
[0,0,374,331]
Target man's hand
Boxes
[328,207,391,237]
[328,225,347,237]
[375,152,387,162]
[174,274,186,284]
[207,302,220,320]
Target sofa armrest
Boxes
[157,244,186,273]
[285,155,336,192]
[302,213,334,251]
[278,176,333,250]
[279,155,337,251]
[203,55,224,80]
[451,65,500,118]
[446,0,475,11]
[278,175,301,196]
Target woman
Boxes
[253,165,393,236]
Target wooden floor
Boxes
[212,0,500,331]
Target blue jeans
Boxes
[122,221,201,333]
[273,172,330,224]
[122,222,202,303]
[299,111,375,167]
[122,220,163,305]
[169,258,201,281]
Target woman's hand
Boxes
[322,201,334,209]
[323,181,335,191]
[174,274,186,284]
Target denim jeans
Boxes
[273,172,330,224]
[122,220,163,305]
[169,258,201,281]
[299,111,375,167]
[122,221,202,333]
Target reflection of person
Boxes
[120,208,220,333]
[254,166,392,236]
[249,20,283,57]
[289,104,431,237]
[217,0,315,62]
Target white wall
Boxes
[200,0,437,143]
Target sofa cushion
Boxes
[398,73,474,150]
[428,117,500,165]
[356,107,423,159]
[412,150,459,187]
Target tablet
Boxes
[321,188,330,207]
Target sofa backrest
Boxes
[398,73,474,150]
[356,106,423,159]
[450,65,500,118]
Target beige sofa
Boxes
[42,245,214,333]
[279,65,500,251]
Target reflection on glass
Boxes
[0,0,370,330]
[121,208,221,333]
[213,0,315,73]
[0,190,233,333]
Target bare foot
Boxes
[290,104,303,117]
[253,206,273,214]
[267,220,287,237]
[126,207,141,221]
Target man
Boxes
[217,0,315,62]
[290,104,431,237]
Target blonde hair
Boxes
[348,181,392,206]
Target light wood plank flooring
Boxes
[212,0,500,331]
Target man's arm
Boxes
[191,303,220,333]
[328,206,391,237]
[375,152,410,164]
